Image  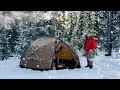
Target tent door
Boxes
[56,47,66,69]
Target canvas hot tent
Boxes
[19,36,81,71]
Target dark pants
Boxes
[85,51,93,66]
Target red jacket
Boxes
[84,36,96,52]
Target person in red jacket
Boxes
[83,33,96,69]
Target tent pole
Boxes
[51,45,56,70]
[57,49,60,64]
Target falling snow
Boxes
[24,64,26,66]
[37,65,39,67]
[0,11,58,29]
[23,58,25,60]
[0,11,120,79]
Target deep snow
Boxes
[0,51,120,79]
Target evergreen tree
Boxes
[7,24,19,56]
[0,28,9,60]
[96,11,108,50]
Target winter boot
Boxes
[85,60,90,68]
[89,65,93,69]
[85,64,89,68]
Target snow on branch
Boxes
[0,11,58,30]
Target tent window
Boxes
[27,52,38,60]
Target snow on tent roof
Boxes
[31,37,56,47]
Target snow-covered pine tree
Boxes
[113,11,120,51]
[54,11,67,39]
[0,11,59,59]
[57,11,69,41]
[45,19,56,37]
[96,11,108,51]
[71,11,83,50]
[7,24,19,56]
[0,27,9,60]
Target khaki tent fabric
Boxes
[19,36,81,71]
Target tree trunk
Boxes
[105,11,112,56]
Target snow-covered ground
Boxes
[0,51,120,79]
